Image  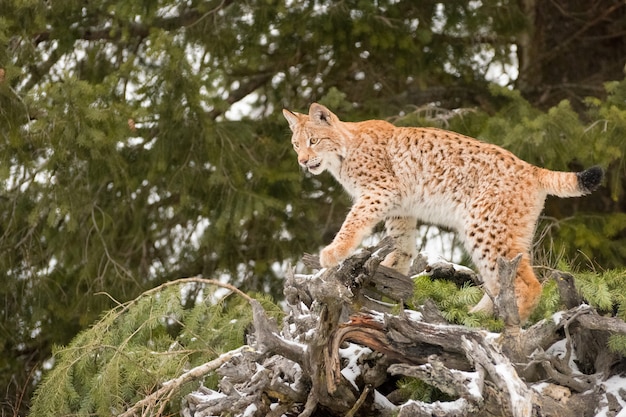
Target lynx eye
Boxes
[292,142,300,150]
[309,137,320,146]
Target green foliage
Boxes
[410,274,503,331]
[29,280,280,416]
[483,83,620,170]
[573,269,626,356]
[1,0,625,413]
[410,268,626,328]
[575,269,626,317]
[607,335,626,357]
[396,377,453,404]
[529,278,562,322]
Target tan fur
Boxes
[283,103,600,322]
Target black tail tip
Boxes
[577,166,604,193]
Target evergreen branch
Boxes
[94,291,123,308]
[19,46,63,94]
[62,277,254,376]
[111,276,254,314]
[116,345,252,417]
[20,1,237,95]
[33,0,236,45]
[168,277,255,303]
[537,2,625,67]
[31,276,258,416]
[91,205,137,284]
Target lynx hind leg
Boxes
[380,216,418,275]
[514,254,542,322]
[469,252,541,323]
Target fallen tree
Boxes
[175,238,626,417]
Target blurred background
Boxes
[1,0,625,414]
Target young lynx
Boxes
[283,103,603,321]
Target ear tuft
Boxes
[309,103,336,126]
[282,109,301,130]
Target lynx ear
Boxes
[282,109,303,131]
[309,103,337,126]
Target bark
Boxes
[516,0,626,110]
[181,240,626,417]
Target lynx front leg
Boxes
[380,216,418,275]
[320,198,389,268]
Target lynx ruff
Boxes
[283,103,604,322]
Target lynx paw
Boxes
[381,250,413,275]
[319,244,348,268]
[469,294,494,316]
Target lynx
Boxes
[283,103,603,321]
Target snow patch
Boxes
[361,310,386,323]
[546,339,580,373]
[273,332,307,352]
[294,268,325,281]
[374,389,397,410]
[401,398,470,414]
[370,246,388,260]
[339,343,373,390]
[482,330,501,344]
[532,381,550,393]
[456,369,482,401]
[595,374,626,417]
[242,403,257,417]
[417,250,474,274]
[404,309,423,322]
[187,389,226,402]
[494,363,531,414]
[551,311,564,324]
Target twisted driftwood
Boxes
[181,239,626,417]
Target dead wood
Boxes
[182,242,626,417]
[411,252,479,287]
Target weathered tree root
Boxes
[182,241,626,417]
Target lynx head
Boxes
[282,103,346,176]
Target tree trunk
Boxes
[181,239,626,417]
[516,0,626,110]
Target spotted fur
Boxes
[283,103,603,321]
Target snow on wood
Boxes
[596,374,626,417]
[178,238,626,417]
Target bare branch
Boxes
[461,337,533,417]
[389,359,484,402]
[118,345,252,417]
[494,254,523,328]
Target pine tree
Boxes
[1,0,625,413]
[29,278,281,416]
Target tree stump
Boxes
[181,240,626,417]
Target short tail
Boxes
[537,166,604,198]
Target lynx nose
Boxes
[298,157,308,166]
